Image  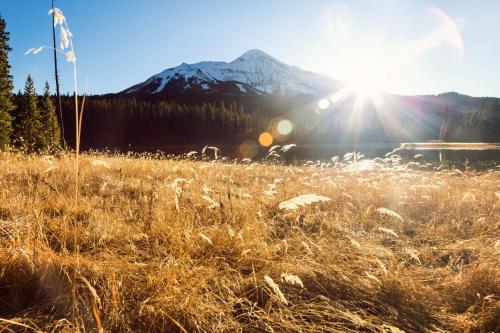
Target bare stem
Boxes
[63,15,80,328]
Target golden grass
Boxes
[0,151,498,332]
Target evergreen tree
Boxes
[439,105,452,141]
[479,98,494,129]
[15,75,43,150]
[40,81,61,149]
[0,15,15,148]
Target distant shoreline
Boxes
[400,142,500,150]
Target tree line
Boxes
[0,15,61,151]
[59,96,268,151]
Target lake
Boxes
[119,142,500,166]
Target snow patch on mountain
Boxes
[123,49,341,96]
[236,83,247,93]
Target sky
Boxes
[1,0,500,97]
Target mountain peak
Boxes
[123,50,341,96]
[233,49,277,63]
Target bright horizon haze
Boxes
[2,0,500,97]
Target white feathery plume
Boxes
[268,145,280,153]
[264,276,288,305]
[199,233,213,245]
[343,152,354,161]
[279,194,331,210]
[403,247,422,265]
[461,192,476,203]
[281,144,296,152]
[301,241,313,254]
[226,225,235,238]
[174,187,182,212]
[202,195,219,209]
[43,165,58,173]
[91,160,111,169]
[376,207,403,222]
[170,178,188,188]
[60,26,71,50]
[365,272,381,285]
[25,46,46,55]
[29,8,76,64]
[202,146,220,159]
[202,184,213,195]
[49,8,65,26]
[376,259,388,275]
[349,238,361,249]
[280,273,304,288]
[264,189,276,197]
[378,227,398,238]
[66,50,76,63]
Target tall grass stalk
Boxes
[62,12,86,328]
[51,0,65,149]
[46,6,85,327]
[25,7,84,325]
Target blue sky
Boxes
[2,0,500,97]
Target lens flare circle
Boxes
[238,140,258,158]
[258,132,273,147]
[318,98,330,110]
[427,6,464,61]
[276,119,294,136]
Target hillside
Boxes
[54,91,500,154]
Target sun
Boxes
[323,51,389,103]
[347,80,381,101]
[343,62,384,101]
[319,76,383,110]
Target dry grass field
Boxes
[0,151,499,332]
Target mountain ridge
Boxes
[122,49,342,97]
[121,49,500,101]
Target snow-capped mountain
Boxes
[122,49,341,97]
